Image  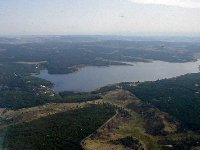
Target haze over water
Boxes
[35,60,200,92]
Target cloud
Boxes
[127,0,200,8]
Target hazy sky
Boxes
[0,0,200,36]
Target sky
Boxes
[0,0,200,36]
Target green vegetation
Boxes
[0,63,59,109]
[127,102,165,136]
[123,73,200,130]
[92,84,119,94]
[2,104,116,150]
[1,38,200,149]
[112,136,144,150]
[59,91,101,103]
[158,133,200,150]
[1,38,200,110]
[1,39,200,74]
[99,90,200,150]
[0,63,101,109]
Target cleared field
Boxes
[0,102,88,129]
[83,90,200,150]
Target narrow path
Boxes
[80,110,119,149]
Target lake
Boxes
[34,60,200,92]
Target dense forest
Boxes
[1,39,199,109]
[0,62,101,109]
[121,73,200,130]
[1,39,200,74]
[59,91,101,103]
[1,37,200,147]
[2,104,116,150]
[93,73,200,131]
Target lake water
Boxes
[34,60,200,92]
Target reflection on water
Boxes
[34,60,200,92]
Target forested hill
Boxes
[122,73,200,130]
[1,39,200,74]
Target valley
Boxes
[0,36,200,149]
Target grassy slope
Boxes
[125,73,200,130]
[84,90,160,150]
[84,90,200,150]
